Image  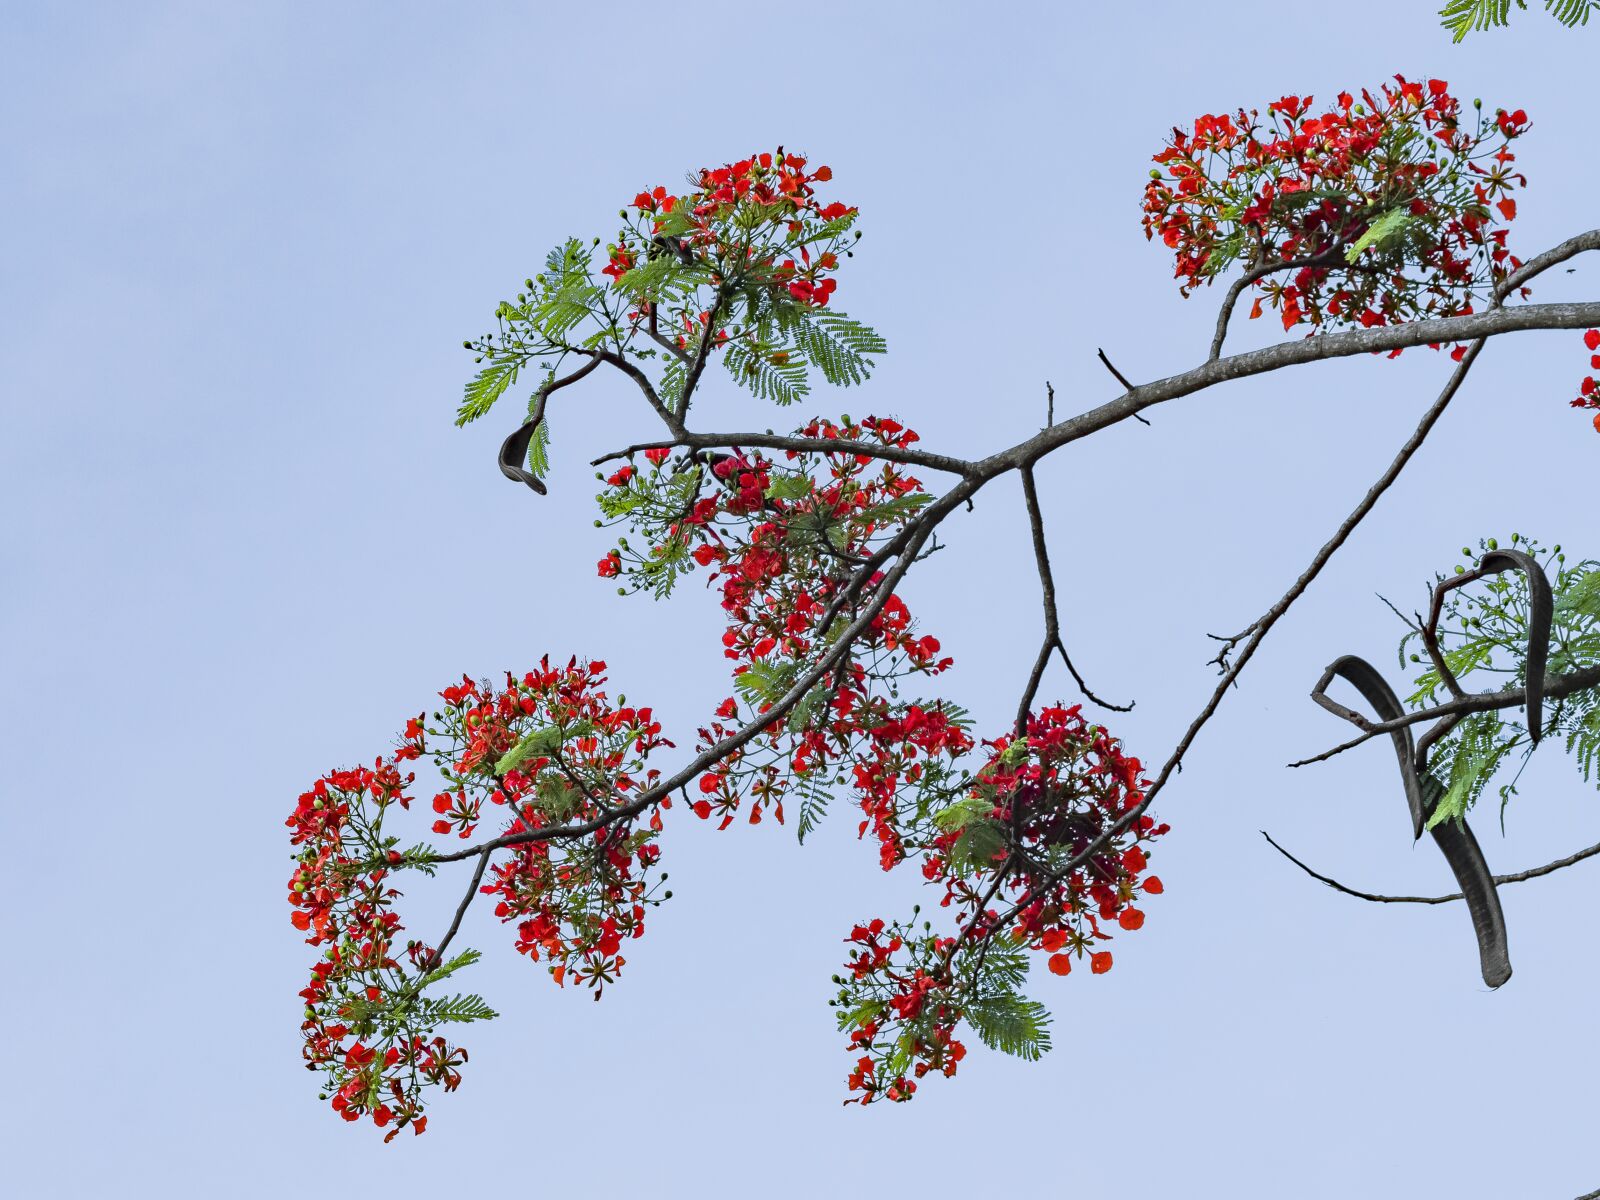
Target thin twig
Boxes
[1290,661,1600,767]
[591,431,973,476]
[984,334,1494,933]
[1016,466,1133,729]
[1094,349,1151,424]
[429,846,494,966]
[1261,830,1600,904]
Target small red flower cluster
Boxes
[606,148,859,354]
[288,759,455,1138]
[596,416,960,834]
[1574,329,1600,433]
[288,658,674,1137]
[836,704,1168,1105]
[1143,77,1529,345]
[448,662,674,993]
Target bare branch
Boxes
[583,347,688,438]
[985,292,1600,469]
[1016,466,1132,734]
[1208,252,1348,360]
[1095,349,1151,424]
[1262,830,1600,905]
[1496,228,1600,298]
[982,334,1495,935]
[1292,661,1600,767]
[591,431,974,476]
[427,845,494,967]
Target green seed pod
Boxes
[1487,537,1498,550]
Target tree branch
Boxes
[1291,661,1600,768]
[979,292,1600,473]
[429,477,979,864]
[584,347,688,438]
[1015,465,1132,735]
[591,431,974,476]
[1261,829,1600,905]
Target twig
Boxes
[1261,829,1600,905]
[1289,662,1600,768]
[591,431,973,477]
[428,846,494,967]
[1095,349,1151,424]
[1016,466,1133,731]
[984,334,1494,934]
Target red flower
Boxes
[1090,951,1113,975]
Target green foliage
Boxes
[495,722,591,776]
[1397,535,1600,827]
[965,992,1053,1061]
[1440,0,1598,40]
[792,768,834,845]
[949,818,1008,872]
[722,340,810,406]
[458,357,519,426]
[415,993,499,1024]
[733,658,801,706]
[1424,711,1522,828]
[1344,208,1415,263]
[340,950,499,1048]
[721,300,885,406]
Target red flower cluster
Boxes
[606,148,860,356]
[450,663,674,993]
[288,658,674,1137]
[288,759,456,1138]
[835,704,1168,1105]
[1573,329,1600,433]
[596,415,961,837]
[1143,77,1530,344]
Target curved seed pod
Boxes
[1313,654,1511,988]
[1313,655,1430,840]
[498,417,548,494]
[497,356,603,495]
[1478,548,1553,743]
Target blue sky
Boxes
[5,4,1599,1197]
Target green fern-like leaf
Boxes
[458,357,519,426]
[1440,0,1597,39]
[723,342,810,405]
[416,992,499,1024]
[964,990,1052,1061]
